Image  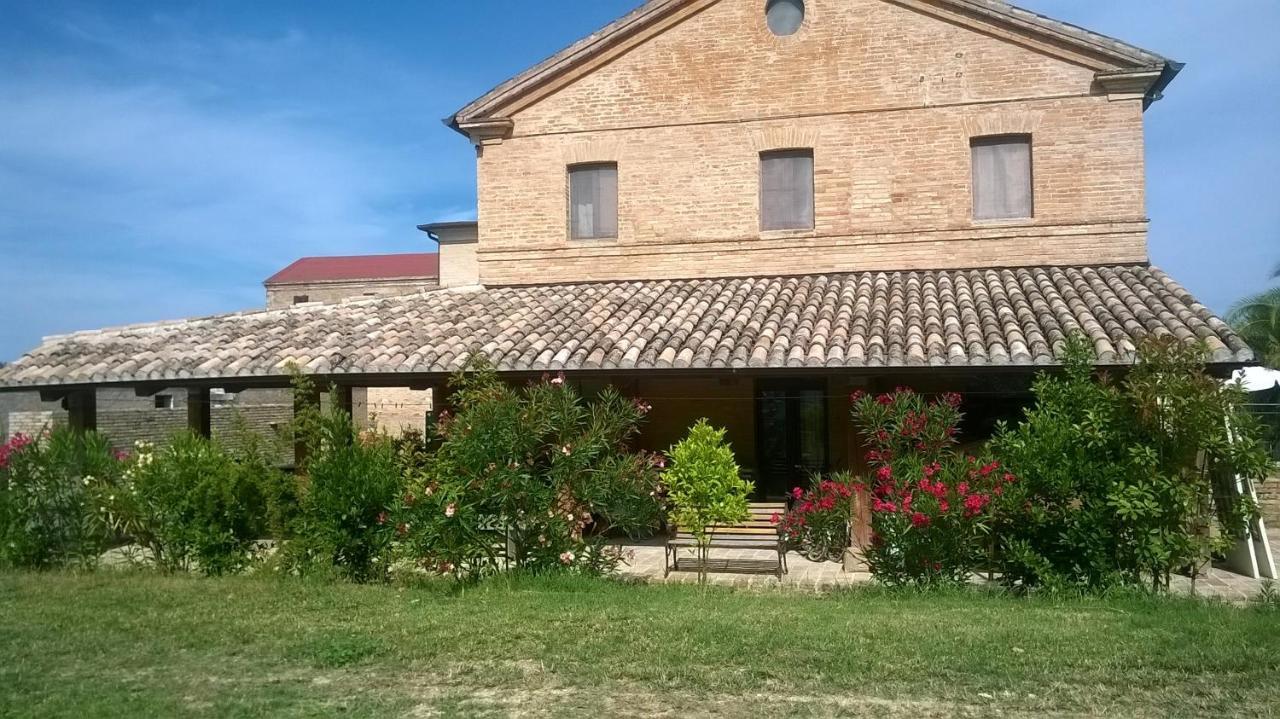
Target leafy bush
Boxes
[664,419,753,580]
[99,433,273,576]
[0,429,120,569]
[850,389,1003,586]
[991,336,1274,591]
[394,358,663,581]
[777,472,859,562]
[285,376,403,583]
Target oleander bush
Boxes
[0,428,120,569]
[991,335,1274,592]
[392,356,664,581]
[850,388,1005,586]
[283,374,404,583]
[777,471,859,562]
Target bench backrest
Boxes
[676,502,785,537]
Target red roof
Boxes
[265,253,439,285]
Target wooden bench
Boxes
[665,502,788,579]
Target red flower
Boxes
[770,513,781,525]
[963,493,990,517]
[876,394,894,406]
[956,482,969,496]
[791,487,804,500]
[850,390,867,403]
[938,499,950,513]
[911,512,930,528]
[1002,472,1017,484]
[876,465,892,482]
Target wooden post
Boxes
[64,389,97,433]
[186,387,211,438]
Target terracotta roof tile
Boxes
[0,266,1252,389]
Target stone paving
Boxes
[614,532,1279,603]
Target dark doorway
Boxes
[755,379,828,499]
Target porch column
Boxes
[186,387,211,438]
[64,389,97,433]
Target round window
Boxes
[766,0,805,37]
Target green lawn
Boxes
[1,571,1276,718]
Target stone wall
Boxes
[474,0,1148,285]
[1258,475,1280,528]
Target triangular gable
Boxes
[449,0,1180,137]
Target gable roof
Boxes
[265,253,439,286]
[450,0,1179,131]
[0,265,1252,390]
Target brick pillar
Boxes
[186,387,211,438]
[64,389,97,433]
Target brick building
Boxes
[0,0,1271,575]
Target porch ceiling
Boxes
[0,265,1253,390]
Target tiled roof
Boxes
[265,253,439,285]
[0,266,1252,389]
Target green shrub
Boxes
[285,379,403,583]
[991,335,1274,592]
[395,357,663,581]
[0,429,119,569]
[100,433,272,575]
[664,419,752,580]
[850,389,1002,586]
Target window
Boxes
[760,149,815,231]
[569,163,618,239]
[766,0,805,36]
[154,394,174,410]
[292,295,310,304]
[971,135,1033,220]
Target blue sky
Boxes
[0,1,1276,361]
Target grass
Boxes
[1,571,1277,718]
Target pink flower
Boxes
[791,487,804,500]
[633,398,652,414]
[770,512,781,525]
[445,503,457,518]
[876,466,892,482]
[550,373,565,387]
[938,499,950,513]
[559,551,575,565]
[113,449,130,462]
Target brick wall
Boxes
[266,278,438,309]
[475,0,1148,285]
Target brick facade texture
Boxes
[474,0,1148,286]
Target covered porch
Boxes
[0,265,1268,582]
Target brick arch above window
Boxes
[750,126,820,153]
[960,111,1044,139]
[563,139,627,165]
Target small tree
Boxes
[664,420,752,582]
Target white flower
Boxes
[445,503,456,518]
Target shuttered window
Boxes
[971,135,1033,220]
[760,150,815,231]
[569,163,618,239]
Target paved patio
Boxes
[614,532,1279,603]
